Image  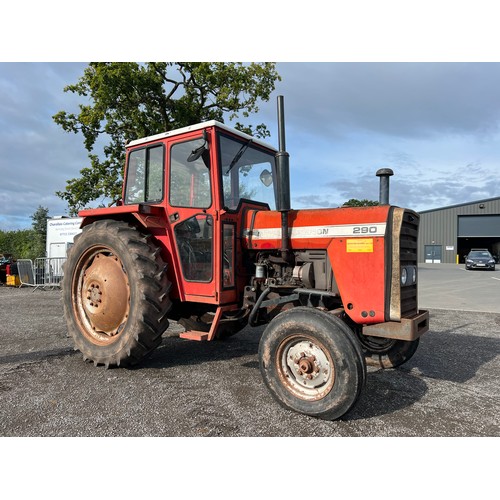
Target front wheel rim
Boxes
[276,335,335,401]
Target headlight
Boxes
[489,259,495,264]
[401,267,408,286]
[466,259,473,263]
[400,266,417,286]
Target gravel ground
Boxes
[0,286,498,438]
[1,283,497,499]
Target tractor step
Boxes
[179,330,209,341]
[178,306,238,341]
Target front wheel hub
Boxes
[278,337,335,401]
[296,354,319,379]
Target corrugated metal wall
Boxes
[418,197,500,263]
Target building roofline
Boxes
[419,196,500,214]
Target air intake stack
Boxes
[376,168,394,205]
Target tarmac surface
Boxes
[0,263,498,438]
[418,263,500,313]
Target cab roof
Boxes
[127,120,276,151]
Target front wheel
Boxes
[355,333,419,369]
[259,307,366,420]
[62,220,172,368]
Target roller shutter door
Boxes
[458,215,500,237]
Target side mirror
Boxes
[260,168,273,187]
[187,130,208,163]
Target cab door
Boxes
[166,134,218,302]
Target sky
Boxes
[2,2,500,235]
[2,61,500,230]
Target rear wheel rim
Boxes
[276,334,335,401]
[72,246,130,345]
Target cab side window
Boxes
[125,145,164,204]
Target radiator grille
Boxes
[400,210,419,317]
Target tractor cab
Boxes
[120,122,279,305]
[124,121,278,212]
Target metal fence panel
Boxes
[17,259,36,287]
[17,258,66,290]
[35,258,66,287]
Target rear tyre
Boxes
[259,307,366,420]
[356,334,419,369]
[62,220,172,368]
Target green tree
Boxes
[0,207,49,260]
[53,62,281,215]
[31,205,49,257]
[342,199,380,207]
[0,229,38,260]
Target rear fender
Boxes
[78,206,182,299]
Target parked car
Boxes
[465,249,496,271]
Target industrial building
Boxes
[418,196,500,264]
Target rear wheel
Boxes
[356,333,419,369]
[259,307,366,420]
[62,220,172,367]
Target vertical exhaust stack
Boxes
[376,168,394,205]
[276,95,291,259]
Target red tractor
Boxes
[62,96,429,420]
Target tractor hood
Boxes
[242,206,392,251]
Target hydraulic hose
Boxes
[248,287,271,327]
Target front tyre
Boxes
[62,220,172,368]
[259,307,366,420]
[356,333,419,369]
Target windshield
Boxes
[218,133,277,210]
[469,251,492,258]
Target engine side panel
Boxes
[326,234,386,324]
[243,206,391,325]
